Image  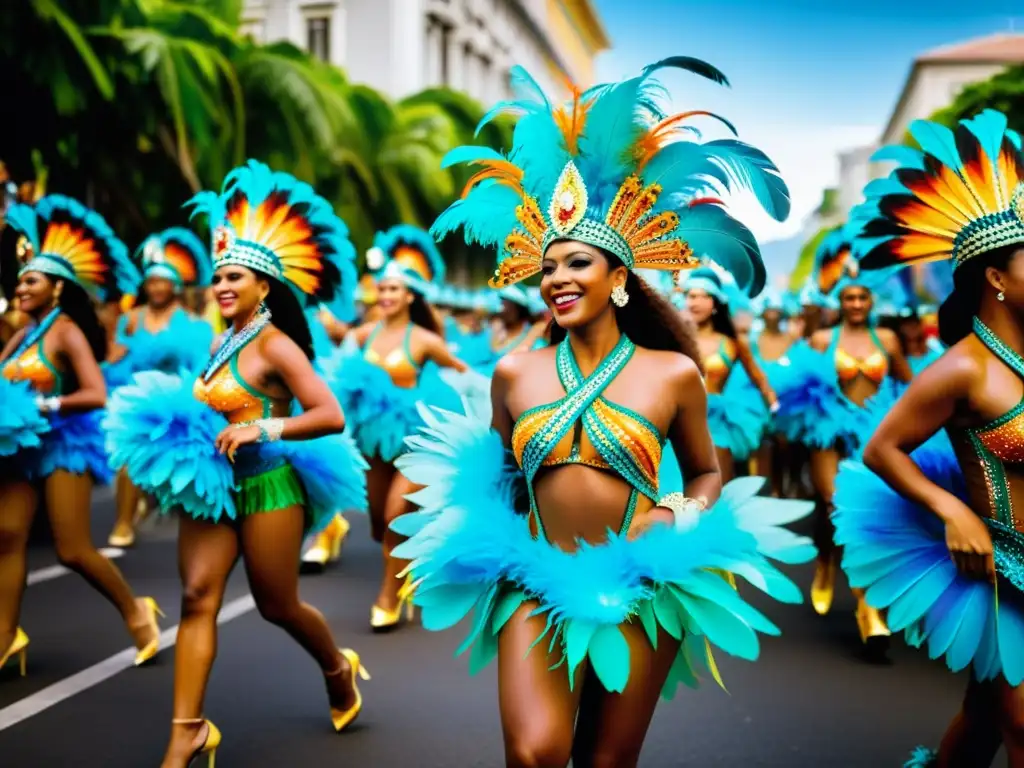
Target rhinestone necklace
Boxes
[201,304,271,382]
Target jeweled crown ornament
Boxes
[431,55,791,299]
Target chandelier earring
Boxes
[611,284,629,308]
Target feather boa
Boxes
[391,401,815,696]
[834,438,1024,685]
[0,378,50,458]
[104,371,367,526]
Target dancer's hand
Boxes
[627,506,676,540]
[941,501,995,582]
[215,424,261,463]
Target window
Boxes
[307,16,331,62]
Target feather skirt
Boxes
[0,378,50,459]
[391,403,816,696]
[707,373,769,460]
[324,347,464,463]
[834,436,1024,685]
[103,371,366,529]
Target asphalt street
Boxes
[0,491,988,767]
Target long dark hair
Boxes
[409,291,443,337]
[548,251,703,371]
[709,294,738,339]
[59,280,108,362]
[938,244,1017,346]
[259,272,315,360]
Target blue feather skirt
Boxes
[773,346,869,452]
[325,347,464,463]
[119,313,213,377]
[104,371,367,531]
[391,403,816,696]
[707,373,769,460]
[11,408,113,484]
[0,378,50,460]
[834,436,1024,685]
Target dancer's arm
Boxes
[666,353,721,508]
[52,319,106,412]
[734,335,777,409]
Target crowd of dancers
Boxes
[1,53,1023,768]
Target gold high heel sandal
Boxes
[369,578,416,631]
[853,589,891,658]
[302,515,351,571]
[172,718,221,768]
[0,628,29,677]
[810,556,837,616]
[328,648,371,733]
[134,597,166,666]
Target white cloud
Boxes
[723,122,881,243]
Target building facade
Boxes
[240,0,609,103]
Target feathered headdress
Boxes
[432,57,789,297]
[498,284,532,310]
[186,160,358,321]
[6,194,140,301]
[365,224,446,298]
[850,110,1024,272]
[812,228,856,296]
[752,285,790,316]
[136,227,212,288]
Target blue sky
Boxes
[592,0,1024,243]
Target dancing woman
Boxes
[684,266,776,482]
[108,228,214,547]
[334,224,466,629]
[392,57,815,767]
[0,195,162,676]
[834,111,1024,768]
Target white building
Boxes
[240,0,609,103]
[834,32,1024,212]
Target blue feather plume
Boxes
[0,378,51,457]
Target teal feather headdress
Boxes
[186,160,358,321]
[850,109,1024,273]
[365,224,446,299]
[682,266,728,304]
[136,227,212,289]
[432,56,789,297]
[752,286,791,316]
[7,194,140,301]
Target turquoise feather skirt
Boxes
[391,401,816,696]
[12,409,112,484]
[0,378,50,460]
[834,435,1024,685]
[707,375,769,460]
[104,371,367,531]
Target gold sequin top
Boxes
[950,400,1024,530]
[703,338,736,394]
[193,354,288,425]
[2,339,61,395]
[511,396,662,495]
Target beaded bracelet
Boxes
[657,492,706,517]
[255,418,285,443]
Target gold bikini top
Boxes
[363,323,419,389]
[193,346,288,425]
[703,338,736,392]
[832,328,888,385]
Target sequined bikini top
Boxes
[510,335,661,539]
[703,338,736,392]
[193,336,285,425]
[1,310,63,395]
[363,323,419,389]
[831,327,888,385]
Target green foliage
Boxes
[0,0,509,281]
[929,65,1024,133]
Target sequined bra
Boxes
[703,338,735,392]
[831,327,888,385]
[1,310,63,394]
[193,336,281,425]
[363,323,419,389]
[949,318,1024,583]
[510,335,661,539]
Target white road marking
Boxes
[0,594,257,732]
[26,548,125,587]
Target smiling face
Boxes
[143,275,177,309]
[211,265,267,321]
[685,288,715,325]
[375,277,414,319]
[540,240,626,330]
[839,284,872,325]
[14,271,57,315]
